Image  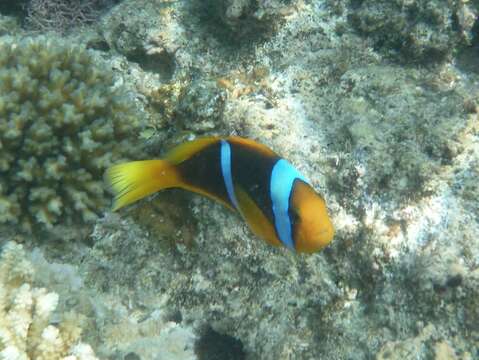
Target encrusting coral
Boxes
[0,241,98,359]
[0,36,141,231]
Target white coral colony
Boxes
[0,242,98,360]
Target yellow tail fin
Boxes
[105,160,180,211]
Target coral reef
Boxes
[25,0,113,33]
[144,77,226,134]
[69,214,199,359]
[345,0,479,63]
[1,0,478,359]
[0,0,117,34]
[99,0,175,76]
[316,64,468,201]
[0,36,141,231]
[191,0,284,44]
[78,1,479,358]
[95,304,197,360]
[0,14,20,36]
[0,1,28,18]
[1,237,199,360]
[0,241,97,359]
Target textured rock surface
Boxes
[0,0,478,359]
[345,0,479,63]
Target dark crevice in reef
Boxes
[456,19,479,74]
[187,0,277,51]
[0,0,29,17]
[195,326,246,360]
[127,49,176,81]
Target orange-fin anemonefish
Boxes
[105,136,334,253]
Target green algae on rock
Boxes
[345,0,478,63]
[144,77,225,133]
[0,14,20,36]
[0,36,141,232]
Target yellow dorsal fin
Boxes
[165,136,277,164]
[165,136,221,164]
[226,136,277,158]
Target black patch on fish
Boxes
[230,140,279,225]
[176,141,232,207]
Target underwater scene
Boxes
[0,0,478,359]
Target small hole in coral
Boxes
[124,352,141,360]
[195,326,246,360]
[128,50,176,81]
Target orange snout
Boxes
[291,181,335,253]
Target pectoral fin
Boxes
[235,186,282,248]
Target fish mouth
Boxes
[316,227,334,242]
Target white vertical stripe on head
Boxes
[270,159,309,250]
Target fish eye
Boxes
[289,207,300,225]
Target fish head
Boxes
[290,180,335,253]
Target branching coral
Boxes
[0,241,98,359]
[0,36,141,231]
[25,0,115,33]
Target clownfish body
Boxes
[106,136,334,253]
